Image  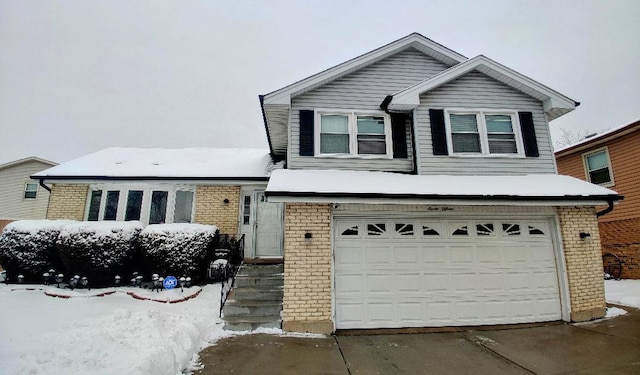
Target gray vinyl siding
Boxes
[289,48,450,172]
[416,70,557,175]
[0,161,52,220]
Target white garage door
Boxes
[334,217,562,329]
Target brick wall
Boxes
[194,185,240,234]
[557,206,606,321]
[282,203,332,334]
[599,218,640,279]
[46,184,89,220]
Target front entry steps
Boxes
[222,263,284,331]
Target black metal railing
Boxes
[214,233,245,317]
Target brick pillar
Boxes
[557,206,606,321]
[282,203,332,334]
[193,185,240,233]
[46,184,89,220]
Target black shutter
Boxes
[391,113,409,159]
[299,110,314,156]
[518,112,539,157]
[429,109,448,155]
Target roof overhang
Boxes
[385,55,578,121]
[260,33,468,156]
[265,169,621,206]
[0,156,57,171]
[555,119,640,156]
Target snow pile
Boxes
[57,221,144,286]
[605,306,628,318]
[0,283,225,375]
[605,279,640,308]
[0,220,75,282]
[140,224,218,282]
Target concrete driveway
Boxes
[195,305,640,374]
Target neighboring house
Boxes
[0,157,57,231]
[555,119,640,279]
[32,148,285,259]
[39,33,621,334]
[260,33,620,333]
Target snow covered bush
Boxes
[57,221,144,286]
[140,224,218,282]
[0,220,75,282]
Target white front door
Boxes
[254,192,284,257]
[334,217,562,329]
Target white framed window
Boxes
[85,184,195,225]
[24,183,38,199]
[444,109,524,156]
[583,147,614,186]
[315,109,392,158]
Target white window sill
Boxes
[447,153,526,159]
[314,154,393,160]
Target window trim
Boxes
[444,108,525,157]
[84,184,196,225]
[24,182,38,199]
[582,147,615,187]
[314,109,393,159]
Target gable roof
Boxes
[262,33,466,106]
[555,119,640,156]
[0,156,57,171]
[260,33,467,156]
[385,55,578,121]
[32,147,276,181]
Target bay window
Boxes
[316,110,392,157]
[445,110,523,156]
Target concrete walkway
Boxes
[195,305,640,374]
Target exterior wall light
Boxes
[304,232,313,242]
[579,232,591,241]
[223,198,230,205]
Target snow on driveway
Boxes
[0,284,225,375]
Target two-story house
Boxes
[556,119,640,279]
[34,33,620,334]
[261,33,620,333]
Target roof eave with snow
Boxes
[265,169,621,206]
[386,55,578,121]
[555,119,640,156]
[260,33,468,156]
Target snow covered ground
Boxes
[0,280,638,375]
[0,283,230,375]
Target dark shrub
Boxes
[0,220,75,283]
[140,223,217,282]
[57,221,144,286]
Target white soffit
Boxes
[388,55,577,121]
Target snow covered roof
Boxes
[33,147,276,181]
[0,156,57,171]
[555,118,640,155]
[266,169,621,205]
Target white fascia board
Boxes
[262,33,467,106]
[388,55,577,116]
[266,195,611,207]
[38,178,268,186]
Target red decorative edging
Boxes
[44,289,117,299]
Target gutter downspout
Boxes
[596,200,615,217]
[38,178,51,193]
[380,95,419,175]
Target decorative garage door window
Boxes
[502,223,521,236]
[395,223,414,236]
[336,219,549,240]
[476,223,495,236]
[367,223,387,236]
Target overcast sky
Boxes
[1,0,638,165]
